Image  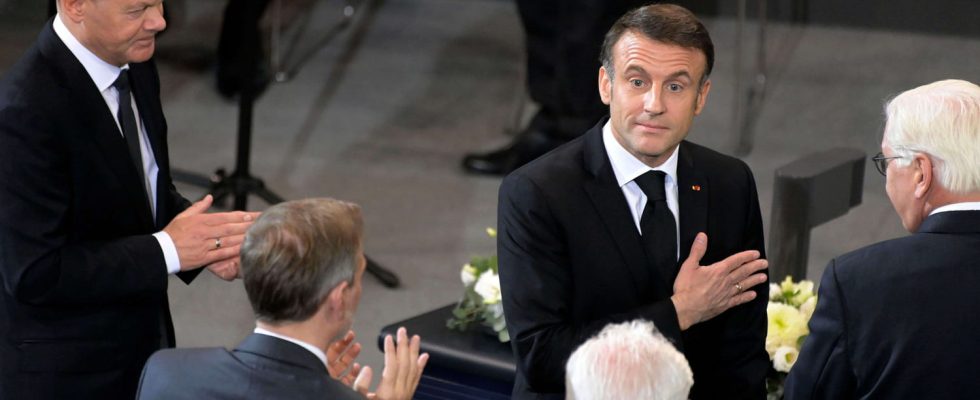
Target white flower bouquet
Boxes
[765,276,817,399]
[446,228,510,343]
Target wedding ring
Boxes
[735,282,743,292]
[215,237,222,250]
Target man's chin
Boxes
[128,43,156,63]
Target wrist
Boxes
[670,294,695,331]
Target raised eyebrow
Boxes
[623,65,649,76]
[665,70,694,83]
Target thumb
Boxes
[353,365,373,395]
[681,232,708,269]
[178,194,213,217]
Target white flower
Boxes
[779,276,816,307]
[460,263,478,286]
[474,271,502,305]
[799,296,818,321]
[766,302,808,357]
[773,346,800,373]
[769,283,782,300]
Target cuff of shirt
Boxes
[152,231,181,275]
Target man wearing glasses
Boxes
[785,79,980,399]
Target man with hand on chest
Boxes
[498,4,770,399]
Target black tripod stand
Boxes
[172,0,399,287]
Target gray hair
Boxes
[884,79,980,194]
[565,320,693,400]
[241,198,363,323]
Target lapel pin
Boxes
[691,185,701,191]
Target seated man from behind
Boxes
[137,198,428,399]
[566,320,693,400]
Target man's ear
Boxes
[59,0,86,23]
[323,281,350,315]
[913,153,934,199]
[693,78,711,115]
[598,66,612,105]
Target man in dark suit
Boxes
[498,4,770,399]
[785,79,980,399]
[0,1,258,398]
[137,198,428,400]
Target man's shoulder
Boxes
[828,232,949,286]
[145,346,231,370]
[502,134,591,191]
[681,140,752,175]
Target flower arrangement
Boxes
[766,276,818,399]
[446,228,510,343]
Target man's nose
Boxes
[145,4,167,33]
[644,87,666,115]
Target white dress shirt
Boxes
[254,326,329,369]
[54,15,180,274]
[602,121,680,260]
[930,201,980,215]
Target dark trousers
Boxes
[516,0,645,140]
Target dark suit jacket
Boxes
[498,118,769,399]
[0,21,194,399]
[785,210,980,399]
[137,333,363,400]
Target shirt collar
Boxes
[602,120,679,188]
[253,326,329,368]
[53,14,129,93]
[929,201,980,215]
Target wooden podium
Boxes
[379,305,515,399]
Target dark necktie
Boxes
[112,70,150,204]
[634,171,678,272]
[113,70,146,181]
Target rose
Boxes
[474,271,502,305]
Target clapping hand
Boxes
[352,327,429,400]
[328,330,363,386]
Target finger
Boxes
[352,366,373,394]
[396,328,410,388]
[334,342,362,375]
[380,334,395,392]
[207,259,238,281]
[718,249,762,272]
[738,272,770,292]
[208,233,245,250]
[327,333,353,361]
[200,211,262,226]
[681,232,708,269]
[342,363,361,386]
[728,288,758,308]
[412,352,429,389]
[732,259,769,282]
[201,245,243,265]
[176,195,213,218]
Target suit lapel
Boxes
[38,22,155,230]
[581,122,651,296]
[676,142,708,274]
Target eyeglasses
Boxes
[871,152,903,176]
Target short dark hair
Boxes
[600,3,714,83]
[241,198,363,323]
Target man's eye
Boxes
[630,79,645,88]
[667,83,683,92]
